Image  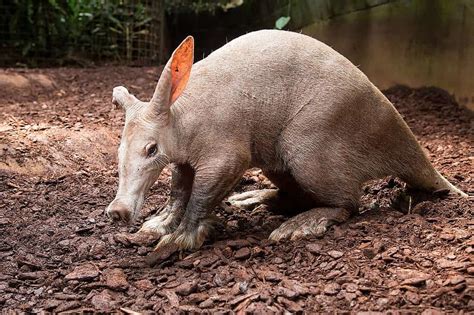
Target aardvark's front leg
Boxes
[139,163,193,236]
[156,154,249,250]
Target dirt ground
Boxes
[0,67,472,313]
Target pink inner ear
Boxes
[170,37,194,104]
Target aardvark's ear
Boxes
[150,36,194,114]
[112,86,139,111]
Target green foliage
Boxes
[6,0,246,65]
[275,0,291,30]
[164,0,244,14]
[6,0,154,65]
[275,16,291,30]
[9,0,73,58]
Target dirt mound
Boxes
[0,71,57,103]
[1,125,118,176]
[0,68,472,313]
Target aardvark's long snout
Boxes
[106,199,133,223]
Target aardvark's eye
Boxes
[145,143,157,157]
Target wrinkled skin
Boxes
[106,95,167,222]
[106,30,467,251]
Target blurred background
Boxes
[1,0,473,110]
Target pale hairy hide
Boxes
[108,30,467,249]
[162,30,466,207]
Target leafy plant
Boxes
[5,0,246,66]
[275,0,291,30]
[275,16,291,30]
[107,3,152,60]
[164,0,244,15]
[5,0,155,65]
[9,0,71,60]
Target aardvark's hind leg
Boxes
[269,207,352,241]
[226,189,278,209]
[227,170,315,213]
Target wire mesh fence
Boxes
[0,0,165,67]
